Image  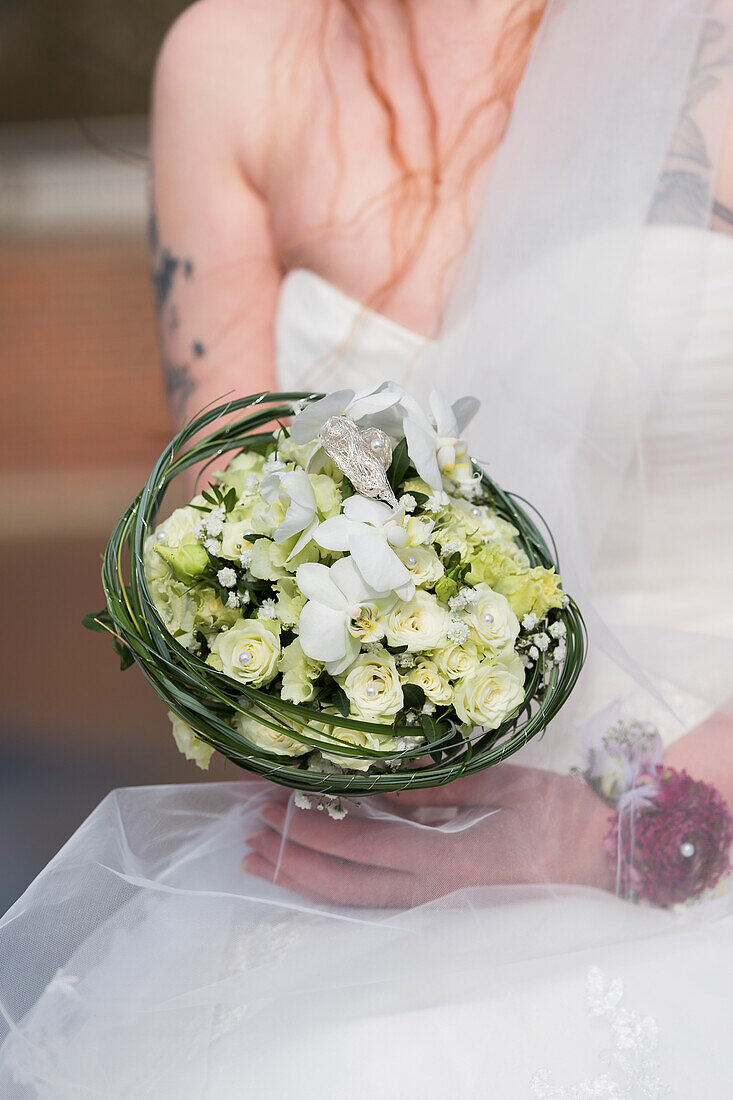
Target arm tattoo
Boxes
[649,18,732,231]
[148,207,204,421]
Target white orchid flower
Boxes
[402,389,480,495]
[290,382,407,446]
[314,496,418,601]
[260,470,320,560]
[296,557,396,674]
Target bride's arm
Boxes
[664,700,733,809]
[149,2,284,430]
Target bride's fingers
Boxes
[243,843,415,907]
[260,803,430,872]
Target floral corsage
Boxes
[577,716,733,908]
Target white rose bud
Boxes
[407,658,453,704]
[395,545,445,588]
[234,710,308,757]
[433,640,481,682]
[340,652,403,719]
[466,583,520,654]
[385,591,449,653]
[320,723,397,772]
[169,711,214,770]
[210,619,281,686]
[453,652,526,729]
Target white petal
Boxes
[451,395,480,434]
[299,602,348,662]
[280,470,316,509]
[313,515,354,552]
[274,498,316,544]
[295,563,346,610]
[347,390,404,422]
[329,555,379,604]
[350,531,413,595]
[289,390,354,444]
[259,472,282,504]
[429,390,458,437]
[394,577,416,602]
[286,519,319,560]
[325,633,361,676]
[404,417,442,491]
[343,495,394,526]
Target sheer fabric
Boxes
[3,0,733,1094]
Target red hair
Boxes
[332,0,546,309]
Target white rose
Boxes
[278,638,321,704]
[220,519,255,561]
[395,545,444,588]
[152,506,200,548]
[385,591,449,652]
[453,652,526,729]
[466,583,520,654]
[210,619,281,686]
[234,709,308,757]
[340,652,403,719]
[169,711,214,770]
[150,579,197,647]
[406,658,453,704]
[433,639,481,681]
[319,723,397,772]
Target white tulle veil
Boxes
[2,1,733,1094]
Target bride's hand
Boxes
[243,765,614,906]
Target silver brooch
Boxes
[319,416,398,508]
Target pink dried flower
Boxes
[605,767,733,907]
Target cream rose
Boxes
[340,652,403,719]
[278,638,321,704]
[396,545,444,588]
[234,709,308,757]
[453,652,526,729]
[407,658,453,704]
[319,723,397,772]
[210,619,280,686]
[466,583,520,654]
[384,591,449,653]
[433,639,481,681]
[169,711,214,770]
[151,506,200,549]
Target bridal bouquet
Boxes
[88,385,585,798]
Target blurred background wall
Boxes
[0,0,231,914]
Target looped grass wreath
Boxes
[86,390,586,798]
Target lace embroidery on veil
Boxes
[530,968,669,1100]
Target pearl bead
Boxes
[679,840,696,859]
[365,684,379,699]
[238,650,253,667]
[406,554,418,568]
[482,613,495,625]
[471,507,481,517]
[156,530,168,543]
[370,437,385,453]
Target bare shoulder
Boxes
[152,0,306,187]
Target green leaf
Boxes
[82,609,112,633]
[420,713,450,743]
[411,492,429,507]
[388,437,410,492]
[111,637,135,671]
[331,686,350,718]
[402,683,426,711]
[223,487,238,512]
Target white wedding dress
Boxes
[2,230,732,1099]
